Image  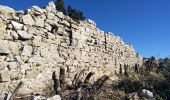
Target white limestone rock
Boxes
[21,45,33,57]
[17,30,33,40]
[10,31,18,40]
[35,18,44,27]
[31,6,43,15]
[0,40,10,55]
[22,14,35,26]
[46,1,56,13]
[0,5,16,19]
[47,95,61,100]
[0,71,11,82]
[56,12,64,19]
[11,21,23,30]
[45,32,55,39]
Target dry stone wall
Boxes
[0,2,142,94]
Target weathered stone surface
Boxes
[0,19,6,30]
[0,40,10,55]
[0,71,11,82]
[17,30,33,40]
[8,62,18,69]
[31,6,43,15]
[11,21,23,30]
[45,32,55,39]
[8,41,19,55]
[56,12,64,19]
[35,18,44,27]
[0,62,8,70]
[59,20,70,27]
[22,14,35,26]
[10,31,18,40]
[21,45,33,56]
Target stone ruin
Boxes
[0,2,142,95]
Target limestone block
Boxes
[11,21,23,30]
[0,40,10,55]
[17,30,33,40]
[56,12,64,19]
[0,71,11,82]
[21,45,33,57]
[0,19,6,30]
[31,6,43,15]
[20,63,31,71]
[35,18,44,27]
[0,62,8,70]
[8,62,18,69]
[47,12,55,20]
[10,31,18,40]
[25,70,39,79]
[22,14,35,26]
[45,32,55,39]
[59,20,70,27]
[8,41,19,55]
[45,23,52,31]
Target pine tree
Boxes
[54,0,66,15]
[67,5,85,21]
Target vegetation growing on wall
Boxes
[54,0,85,21]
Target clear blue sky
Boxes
[0,0,170,58]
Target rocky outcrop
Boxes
[0,2,142,95]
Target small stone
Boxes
[32,6,43,15]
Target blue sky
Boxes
[0,0,169,58]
